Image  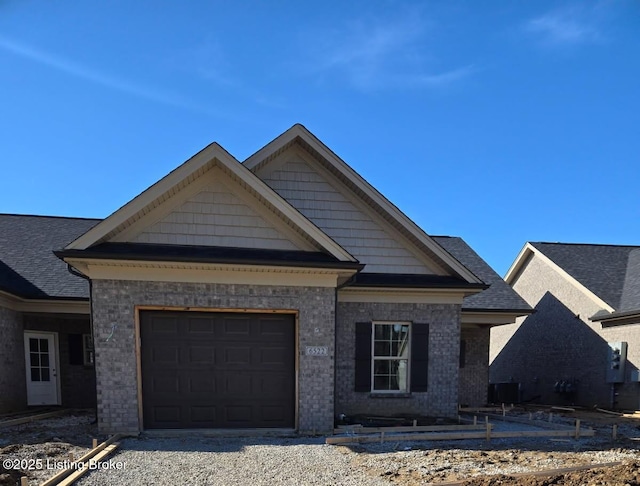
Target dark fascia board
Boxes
[592,308,640,326]
[461,307,535,314]
[55,243,364,271]
[347,272,488,291]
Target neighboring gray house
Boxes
[491,242,640,410]
[1,124,530,434]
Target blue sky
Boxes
[1,0,638,275]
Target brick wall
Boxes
[490,253,623,408]
[0,305,26,413]
[23,314,96,409]
[91,280,336,434]
[459,327,490,407]
[335,301,461,419]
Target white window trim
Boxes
[371,321,411,393]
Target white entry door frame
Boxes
[24,331,61,406]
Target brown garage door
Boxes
[140,311,295,429]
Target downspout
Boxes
[66,264,98,424]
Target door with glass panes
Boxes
[23,332,60,405]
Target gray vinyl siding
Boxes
[132,182,300,250]
[261,157,434,274]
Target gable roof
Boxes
[506,242,640,322]
[528,242,640,310]
[64,141,356,264]
[0,214,99,299]
[244,124,483,285]
[433,236,531,312]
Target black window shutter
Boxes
[354,322,372,392]
[68,334,83,365]
[460,339,467,368]
[411,323,429,392]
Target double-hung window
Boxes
[372,322,410,392]
[355,320,429,394]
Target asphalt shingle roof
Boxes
[530,242,640,311]
[0,213,531,314]
[0,214,99,299]
[433,236,531,311]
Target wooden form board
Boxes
[334,424,486,434]
[326,425,594,445]
[39,434,123,486]
[0,409,68,428]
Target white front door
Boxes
[24,332,60,406]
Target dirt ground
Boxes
[350,409,640,485]
[0,410,103,486]
[459,461,640,485]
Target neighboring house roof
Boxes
[434,236,531,312]
[529,242,640,311]
[0,214,99,299]
[506,242,640,324]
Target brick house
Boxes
[1,124,530,433]
[491,242,640,410]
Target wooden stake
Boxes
[20,477,28,486]
[502,403,506,417]
[529,412,533,421]
[485,415,489,425]
[412,419,417,427]
[380,431,385,443]
[473,416,477,426]
[485,422,492,442]
[612,424,618,440]
[549,412,553,422]
[575,419,581,439]
[92,438,98,449]
[68,452,74,462]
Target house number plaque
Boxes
[305,346,329,356]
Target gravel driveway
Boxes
[75,436,391,486]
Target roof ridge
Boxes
[0,213,102,221]
[533,241,640,249]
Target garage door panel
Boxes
[223,347,252,365]
[150,317,180,334]
[259,347,290,365]
[190,406,216,424]
[150,345,180,364]
[188,376,216,393]
[153,406,181,424]
[141,311,295,429]
[152,376,180,394]
[188,345,215,364]
[188,318,215,334]
[223,374,252,395]
[222,317,251,335]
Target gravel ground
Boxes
[2,410,639,486]
[75,418,640,486]
[76,436,393,486]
